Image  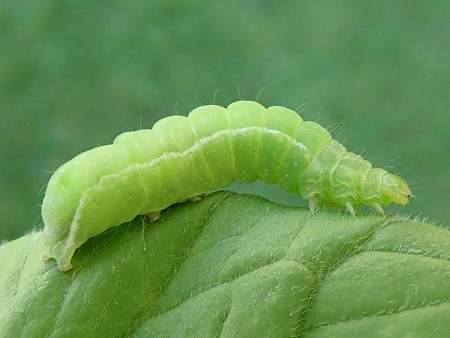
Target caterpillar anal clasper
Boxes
[42,101,413,271]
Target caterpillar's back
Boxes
[42,101,412,271]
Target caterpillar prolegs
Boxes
[42,101,412,271]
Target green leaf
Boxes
[1,192,449,337]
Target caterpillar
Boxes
[42,101,412,271]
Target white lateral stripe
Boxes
[137,127,307,171]
[65,127,308,250]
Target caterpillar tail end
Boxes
[43,253,74,272]
[43,242,76,272]
[56,261,74,272]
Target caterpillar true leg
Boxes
[345,201,356,216]
[373,203,385,215]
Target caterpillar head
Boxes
[381,173,413,205]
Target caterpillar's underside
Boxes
[42,101,412,271]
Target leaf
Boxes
[0,192,449,337]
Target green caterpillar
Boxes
[42,101,412,271]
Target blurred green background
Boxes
[1,1,449,241]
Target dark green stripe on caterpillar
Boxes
[42,101,412,271]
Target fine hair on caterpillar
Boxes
[41,101,413,271]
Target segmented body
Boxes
[42,101,412,271]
